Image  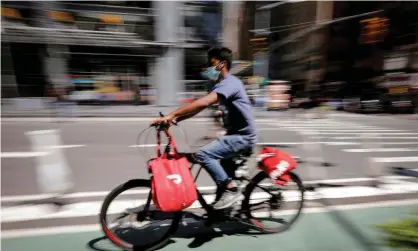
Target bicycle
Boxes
[100,113,305,251]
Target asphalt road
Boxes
[2,113,418,196]
[1,113,418,243]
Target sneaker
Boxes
[212,189,243,210]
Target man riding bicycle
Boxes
[151,47,257,210]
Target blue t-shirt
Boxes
[212,74,257,143]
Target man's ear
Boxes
[218,61,226,70]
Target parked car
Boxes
[388,95,415,114]
[343,97,361,112]
[359,92,384,113]
[327,99,344,111]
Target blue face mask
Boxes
[201,64,221,81]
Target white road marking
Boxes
[1,118,277,123]
[304,132,418,135]
[131,141,418,148]
[257,128,283,131]
[256,142,306,146]
[344,148,418,153]
[48,145,85,149]
[328,142,418,146]
[268,123,381,128]
[2,198,418,239]
[372,156,418,163]
[334,136,418,140]
[0,175,414,203]
[1,145,85,158]
[0,152,49,158]
[25,130,57,136]
[289,129,407,132]
[130,144,161,148]
[1,181,418,223]
[322,142,360,146]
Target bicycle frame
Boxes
[152,123,291,225]
[153,125,245,222]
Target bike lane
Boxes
[2,203,417,251]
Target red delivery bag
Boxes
[148,130,198,212]
[257,147,297,185]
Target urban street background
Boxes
[1,1,418,251]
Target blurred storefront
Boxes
[1,1,222,106]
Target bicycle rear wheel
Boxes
[100,179,182,251]
[242,171,304,233]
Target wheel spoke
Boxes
[242,172,305,233]
[100,179,182,250]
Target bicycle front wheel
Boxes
[242,171,304,234]
[100,179,182,251]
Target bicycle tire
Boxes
[242,171,304,234]
[100,179,182,251]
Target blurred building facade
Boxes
[2,1,417,108]
[1,1,227,106]
[254,1,418,103]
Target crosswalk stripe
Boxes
[3,176,413,203]
[3,198,418,239]
[309,132,418,135]
[334,136,418,140]
[344,148,418,153]
[280,129,406,132]
[2,181,418,223]
[1,152,49,158]
[372,156,418,163]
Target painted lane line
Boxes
[130,144,162,148]
[257,128,283,131]
[373,156,418,163]
[330,142,418,146]
[334,136,418,140]
[266,123,382,128]
[1,145,85,158]
[0,192,280,223]
[0,152,49,158]
[1,118,277,123]
[287,129,408,132]
[344,148,418,153]
[2,183,418,223]
[3,198,418,239]
[130,142,418,148]
[48,145,86,149]
[269,126,385,130]
[302,132,418,135]
[1,176,413,203]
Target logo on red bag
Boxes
[269,160,290,180]
[257,153,276,162]
[167,174,182,184]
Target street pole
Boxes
[153,1,184,106]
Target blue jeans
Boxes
[195,135,255,185]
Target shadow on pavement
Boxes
[87,213,262,251]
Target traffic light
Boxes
[359,17,389,44]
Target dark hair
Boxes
[207,47,232,70]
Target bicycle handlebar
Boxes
[151,112,178,131]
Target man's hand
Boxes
[150,92,218,126]
[151,114,174,126]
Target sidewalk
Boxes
[1,105,288,118]
[2,103,416,120]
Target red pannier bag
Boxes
[148,129,198,212]
[257,147,297,185]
